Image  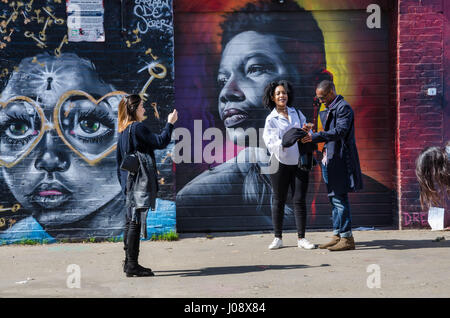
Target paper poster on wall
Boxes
[428,207,445,231]
[67,0,105,42]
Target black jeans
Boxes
[123,207,145,264]
[269,160,309,239]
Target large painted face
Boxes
[0,54,123,226]
[217,31,290,145]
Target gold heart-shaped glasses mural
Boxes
[0,90,127,168]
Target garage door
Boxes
[174,0,395,232]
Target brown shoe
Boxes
[328,236,355,251]
[318,235,340,249]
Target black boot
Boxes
[125,220,154,277]
[126,262,155,277]
[123,216,130,273]
[123,258,128,273]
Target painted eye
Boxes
[247,64,267,74]
[80,119,100,134]
[217,76,228,88]
[73,112,111,142]
[60,98,116,146]
[69,106,115,144]
[246,62,276,77]
[0,101,40,148]
[9,121,30,136]
[2,118,37,147]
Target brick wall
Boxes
[397,0,446,228]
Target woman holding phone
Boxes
[117,94,177,277]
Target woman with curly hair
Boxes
[262,80,315,250]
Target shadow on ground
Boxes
[356,238,450,250]
[154,264,330,277]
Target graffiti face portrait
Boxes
[218,31,290,145]
[0,53,123,227]
[175,0,394,234]
[215,1,329,147]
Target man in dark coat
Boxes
[301,80,363,251]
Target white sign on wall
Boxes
[428,207,445,231]
[67,0,105,42]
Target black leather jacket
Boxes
[126,150,158,210]
[116,121,174,209]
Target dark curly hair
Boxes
[263,80,294,110]
[219,0,331,114]
[220,0,323,50]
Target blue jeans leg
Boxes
[321,163,352,238]
[321,163,328,184]
[330,194,352,238]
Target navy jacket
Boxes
[116,122,174,196]
[311,95,363,194]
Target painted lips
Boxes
[29,182,72,208]
[39,190,63,196]
[222,108,249,127]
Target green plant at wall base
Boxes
[1,232,177,245]
[14,239,40,245]
[80,236,97,243]
[0,238,47,245]
[107,237,123,243]
[150,231,179,241]
[166,231,179,241]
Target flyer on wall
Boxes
[67,0,105,42]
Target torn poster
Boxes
[428,207,445,231]
[67,0,105,42]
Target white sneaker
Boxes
[298,238,315,249]
[268,238,283,250]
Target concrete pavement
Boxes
[0,229,449,298]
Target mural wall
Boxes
[0,0,176,243]
[174,0,396,232]
[4,0,444,241]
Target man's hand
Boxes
[301,123,313,132]
[301,132,312,143]
[300,123,313,143]
[301,123,309,132]
[168,109,178,124]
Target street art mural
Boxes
[175,0,396,232]
[0,0,175,243]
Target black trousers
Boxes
[123,207,146,264]
[269,159,309,239]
